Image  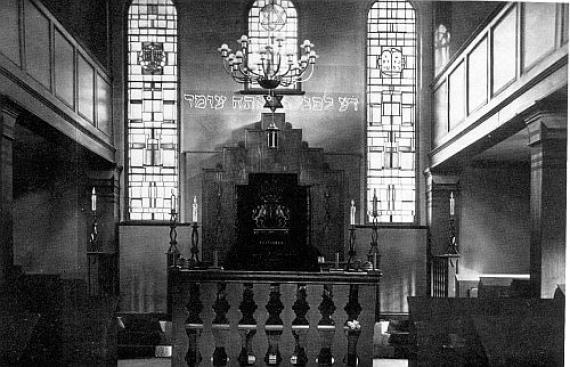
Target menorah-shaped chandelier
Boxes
[218,0,318,91]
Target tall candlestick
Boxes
[373,189,378,213]
[350,199,356,226]
[91,187,97,212]
[450,192,455,216]
[192,195,198,223]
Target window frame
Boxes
[365,0,418,225]
[124,0,181,222]
[243,0,304,95]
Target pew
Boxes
[408,296,564,367]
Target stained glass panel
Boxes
[248,0,297,89]
[127,0,178,220]
[367,0,416,223]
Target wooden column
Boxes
[526,109,567,298]
[424,169,460,297]
[424,169,460,255]
[0,97,20,287]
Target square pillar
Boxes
[0,97,21,287]
[526,110,566,298]
[424,169,460,255]
[425,169,461,297]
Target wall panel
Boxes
[24,0,51,88]
[77,54,94,122]
[468,37,488,114]
[0,0,21,65]
[54,29,75,107]
[97,74,112,137]
[433,81,448,145]
[449,61,466,130]
[491,7,517,95]
[562,4,569,45]
[522,3,556,71]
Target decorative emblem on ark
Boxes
[251,178,290,228]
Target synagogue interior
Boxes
[0,0,566,366]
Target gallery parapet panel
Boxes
[0,0,114,163]
[430,2,568,170]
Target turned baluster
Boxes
[265,283,284,366]
[238,283,258,367]
[291,284,310,367]
[186,283,203,367]
[212,282,230,367]
[343,285,362,367]
[317,284,336,367]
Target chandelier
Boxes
[218,0,318,91]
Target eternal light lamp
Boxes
[217,1,318,91]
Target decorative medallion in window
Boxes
[139,42,166,75]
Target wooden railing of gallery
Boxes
[431,2,568,167]
[0,0,114,161]
[170,270,381,367]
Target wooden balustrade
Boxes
[0,0,114,161]
[431,254,460,298]
[431,2,568,166]
[170,270,381,367]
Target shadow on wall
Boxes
[354,227,427,314]
[119,225,193,313]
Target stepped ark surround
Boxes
[200,112,345,271]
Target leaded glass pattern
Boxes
[248,0,298,89]
[127,0,178,220]
[367,0,416,223]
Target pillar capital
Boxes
[0,96,23,144]
[525,108,567,147]
[424,168,460,191]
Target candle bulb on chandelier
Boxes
[91,187,97,213]
[218,1,318,92]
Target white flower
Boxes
[346,320,361,330]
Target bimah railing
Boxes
[169,270,381,367]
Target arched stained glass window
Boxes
[127,0,178,220]
[247,0,298,90]
[367,0,416,223]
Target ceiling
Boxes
[472,128,531,164]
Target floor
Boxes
[118,359,171,367]
[118,359,408,367]
[118,319,411,367]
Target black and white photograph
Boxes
[0,0,566,366]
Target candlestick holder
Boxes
[189,222,200,267]
[345,226,356,271]
[89,211,99,252]
[446,216,459,254]
[323,190,331,234]
[87,210,100,296]
[166,208,181,269]
[367,209,380,270]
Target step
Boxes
[374,359,409,367]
